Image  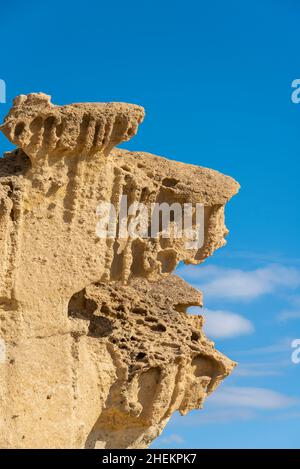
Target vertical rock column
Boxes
[0,93,239,448]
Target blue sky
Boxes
[1,0,300,449]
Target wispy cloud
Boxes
[158,434,184,445]
[209,386,298,409]
[168,385,299,427]
[172,408,256,425]
[232,338,293,356]
[234,361,285,377]
[269,411,300,421]
[277,310,300,322]
[188,307,254,339]
[178,264,300,301]
[208,250,300,265]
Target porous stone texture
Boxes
[0,93,239,448]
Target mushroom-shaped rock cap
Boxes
[0,93,145,159]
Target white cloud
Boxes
[289,295,300,307]
[277,310,300,321]
[270,411,300,421]
[233,338,293,356]
[172,408,256,425]
[159,434,184,445]
[168,385,299,426]
[209,386,298,409]
[200,308,254,339]
[178,264,300,301]
[188,307,254,339]
[233,361,284,377]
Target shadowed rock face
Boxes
[0,94,239,448]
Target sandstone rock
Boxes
[0,94,239,448]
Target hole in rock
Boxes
[132,307,147,316]
[136,352,146,361]
[157,249,177,273]
[150,323,166,333]
[191,331,200,341]
[191,354,224,392]
[162,177,179,188]
[88,316,113,337]
[14,122,25,138]
[68,289,97,319]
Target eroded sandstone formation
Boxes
[0,93,239,448]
